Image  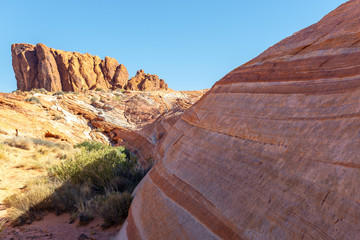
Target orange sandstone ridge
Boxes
[11,43,168,92]
[116,1,360,239]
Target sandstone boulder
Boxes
[117,1,360,239]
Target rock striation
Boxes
[117,1,360,239]
[11,43,168,92]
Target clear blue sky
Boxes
[0,0,347,92]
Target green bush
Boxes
[91,96,99,103]
[5,141,148,227]
[100,192,132,227]
[30,88,47,94]
[25,96,41,104]
[74,141,107,151]
[52,144,129,193]
[52,114,63,121]
[53,91,65,96]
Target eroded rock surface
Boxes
[0,89,205,165]
[117,1,360,239]
[11,43,168,92]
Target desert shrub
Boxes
[91,96,99,103]
[30,88,48,94]
[74,141,106,151]
[31,138,70,150]
[75,194,104,225]
[50,181,81,214]
[52,114,63,120]
[100,192,132,227]
[30,88,47,94]
[52,144,129,193]
[5,141,148,227]
[5,137,70,151]
[3,178,57,225]
[53,91,65,96]
[4,137,33,150]
[25,96,41,104]
[95,88,103,92]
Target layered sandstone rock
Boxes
[117,1,360,239]
[11,43,168,92]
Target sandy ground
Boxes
[0,213,121,240]
[0,144,46,219]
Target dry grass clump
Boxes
[25,96,41,104]
[3,178,58,225]
[4,141,148,227]
[0,219,6,233]
[4,137,33,150]
[0,143,6,160]
[3,137,74,171]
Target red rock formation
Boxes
[126,69,168,91]
[11,43,169,92]
[117,1,360,239]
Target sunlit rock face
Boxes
[0,89,205,167]
[11,43,169,92]
[117,1,360,239]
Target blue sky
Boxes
[0,0,347,92]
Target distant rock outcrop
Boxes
[116,1,360,239]
[126,69,168,91]
[11,43,168,92]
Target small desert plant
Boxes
[31,88,47,94]
[53,91,65,96]
[95,88,103,92]
[52,114,63,120]
[31,138,70,150]
[100,192,132,227]
[91,96,99,103]
[74,141,106,151]
[4,137,33,150]
[4,137,70,151]
[25,96,41,104]
[12,90,22,94]
[116,88,125,93]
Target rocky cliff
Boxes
[11,43,168,92]
[0,89,205,165]
[117,1,360,239]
